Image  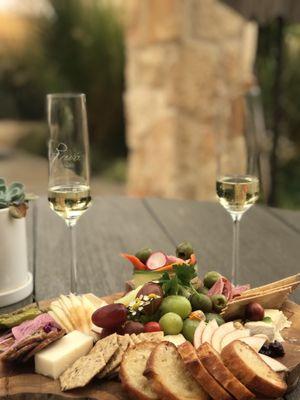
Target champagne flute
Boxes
[216,96,260,284]
[47,93,92,293]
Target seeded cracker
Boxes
[90,333,118,363]
[97,334,130,379]
[60,351,106,391]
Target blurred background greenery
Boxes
[0,0,299,207]
[0,0,126,178]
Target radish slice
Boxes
[146,252,168,270]
[166,255,186,265]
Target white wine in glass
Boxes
[216,175,259,215]
[47,93,92,293]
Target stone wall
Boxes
[123,0,258,200]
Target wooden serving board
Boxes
[0,294,299,400]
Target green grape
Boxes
[159,312,183,335]
[182,319,200,342]
[160,295,192,319]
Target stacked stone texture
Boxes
[124,0,257,199]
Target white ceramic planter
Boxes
[0,208,33,307]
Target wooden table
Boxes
[1,197,300,399]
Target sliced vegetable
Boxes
[154,263,174,272]
[166,255,186,264]
[189,253,197,266]
[146,252,168,270]
[121,253,147,270]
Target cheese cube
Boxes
[35,330,93,379]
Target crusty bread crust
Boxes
[197,342,255,400]
[120,342,158,400]
[145,341,209,400]
[221,341,287,398]
[178,341,234,400]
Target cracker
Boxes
[91,333,118,363]
[138,332,164,342]
[130,333,142,344]
[60,351,106,391]
[22,329,65,362]
[97,334,130,379]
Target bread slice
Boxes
[197,342,255,400]
[145,341,209,400]
[221,340,287,398]
[120,342,159,400]
[178,341,233,400]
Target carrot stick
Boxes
[120,253,147,270]
[154,263,174,272]
[189,253,197,265]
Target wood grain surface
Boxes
[0,197,299,399]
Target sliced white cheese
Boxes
[259,353,288,372]
[244,321,276,341]
[164,334,186,347]
[35,330,93,379]
[202,320,219,345]
[239,335,267,352]
[221,329,250,350]
[211,322,236,353]
[193,320,206,349]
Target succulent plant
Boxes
[0,178,29,218]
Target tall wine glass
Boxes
[47,93,92,293]
[216,95,260,284]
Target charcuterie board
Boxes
[0,293,299,400]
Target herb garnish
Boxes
[158,264,198,296]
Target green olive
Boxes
[211,294,227,313]
[176,241,194,260]
[182,319,199,342]
[203,271,222,289]
[135,247,152,263]
[190,293,212,313]
[197,286,209,295]
[205,313,225,326]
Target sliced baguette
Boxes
[178,341,233,400]
[145,341,209,400]
[197,342,255,400]
[120,342,159,400]
[221,340,287,398]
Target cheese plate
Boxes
[0,243,299,400]
[0,294,299,400]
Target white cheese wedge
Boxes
[259,353,288,372]
[201,320,219,345]
[244,321,276,341]
[211,321,236,353]
[239,335,268,352]
[164,334,186,347]
[221,329,250,350]
[193,320,206,349]
[35,330,93,379]
[264,309,292,331]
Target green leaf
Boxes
[173,264,197,286]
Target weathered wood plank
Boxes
[34,197,175,300]
[286,383,300,400]
[269,208,300,235]
[145,199,300,303]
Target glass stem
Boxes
[231,213,242,285]
[69,223,77,294]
